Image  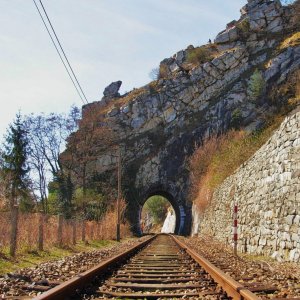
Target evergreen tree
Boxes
[2,113,30,209]
[248,69,266,102]
[1,113,30,256]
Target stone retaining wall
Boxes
[199,109,300,262]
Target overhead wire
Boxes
[38,0,89,104]
[32,0,88,105]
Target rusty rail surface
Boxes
[171,235,261,300]
[33,235,155,300]
[34,234,262,300]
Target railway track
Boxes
[99,234,232,299]
[33,234,264,300]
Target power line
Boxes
[32,0,88,105]
[32,0,85,105]
[38,0,89,104]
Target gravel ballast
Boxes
[181,235,300,298]
[0,237,148,299]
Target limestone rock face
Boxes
[64,0,299,237]
[157,0,289,77]
[247,0,284,33]
[215,27,239,44]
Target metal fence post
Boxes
[233,204,238,255]
[57,214,63,247]
[38,211,44,251]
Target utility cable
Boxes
[38,0,89,104]
[32,0,88,105]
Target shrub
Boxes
[186,46,212,66]
[268,69,300,108]
[230,109,243,129]
[248,69,266,102]
[148,80,159,94]
[236,18,250,35]
[158,63,169,79]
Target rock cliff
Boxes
[64,0,299,236]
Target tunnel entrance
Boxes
[134,189,186,236]
[141,195,176,234]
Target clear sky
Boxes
[0,0,246,140]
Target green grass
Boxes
[0,239,117,275]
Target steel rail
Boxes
[171,235,261,300]
[34,234,262,300]
[33,235,156,300]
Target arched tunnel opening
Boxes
[135,190,186,236]
[140,195,176,234]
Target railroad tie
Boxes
[99,235,225,299]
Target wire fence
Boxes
[0,209,130,255]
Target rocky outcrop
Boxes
[245,0,285,33]
[215,0,286,44]
[199,109,300,262]
[101,80,122,105]
[64,0,299,236]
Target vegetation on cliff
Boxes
[189,67,300,212]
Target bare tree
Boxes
[63,107,114,192]
[24,106,80,213]
[58,105,117,240]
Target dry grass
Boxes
[189,132,244,212]
[268,69,300,109]
[189,116,284,212]
[287,69,300,107]
[186,44,219,67]
[158,63,169,79]
[100,87,146,116]
[279,31,300,50]
[0,199,130,256]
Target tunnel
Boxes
[127,187,187,236]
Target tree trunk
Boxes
[10,205,19,257]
